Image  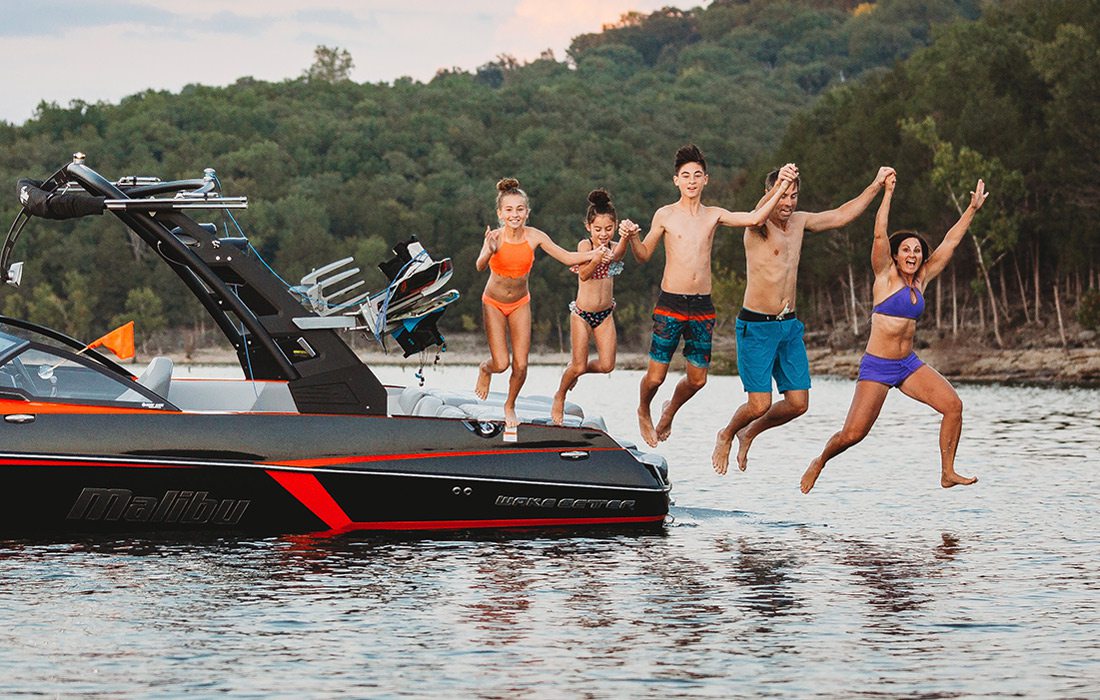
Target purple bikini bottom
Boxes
[857,351,924,387]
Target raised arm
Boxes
[609,227,632,263]
[530,228,602,267]
[922,179,988,284]
[871,173,895,275]
[718,163,796,228]
[624,213,663,263]
[475,226,499,272]
[805,166,895,233]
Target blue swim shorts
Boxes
[735,310,811,393]
[649,291,716,369]
[857,351,924,387]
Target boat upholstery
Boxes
[136,356,174,398]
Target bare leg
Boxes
[898,365,976,488]
[587,314,617,375]
[712,392,771,475]
[553,314,591,425]
[503,303,532,429]
[476,302,510,400]
[801,381,889,493]
[654,363,707,442]
[638,360,669,448]
[735,389,809,471]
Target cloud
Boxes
[0,0,690,124]
[494,0,670,59]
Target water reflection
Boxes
[2,374,1099,697]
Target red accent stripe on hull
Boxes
[265,470,352,530]
[266,447,620,469]
[320,515,666,536]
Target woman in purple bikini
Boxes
[801,172,988,493]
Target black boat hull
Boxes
[1,413,670,535]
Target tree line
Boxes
[2,0,1094,356]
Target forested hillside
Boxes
[4,0,1093,354]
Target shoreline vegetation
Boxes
[163,332,1100,387]
[3,3,1098,386]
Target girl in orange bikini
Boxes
[475,177,609,434]
[550,189,634,425]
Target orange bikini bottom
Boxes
[482,293,531,317]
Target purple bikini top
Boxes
[872,285,925,320]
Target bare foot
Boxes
[638,406,658,448]
[504,406,518,429]
[734,427,753,472]
[655,401,674,442]
[941,471,977,488]
[712,428,733,475]
[550,393,565,425]
[801,457,824,493]
[475,366,491,400]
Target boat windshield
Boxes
[0,346,169,408]
[0,333,22,359]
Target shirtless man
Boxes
[711,165,896,475]
[622,144,797,448]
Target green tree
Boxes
[304,46,354,83]
[902,116,1025,347]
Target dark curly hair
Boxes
[585,188,617,225]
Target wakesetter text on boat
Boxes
[0,155,670,535]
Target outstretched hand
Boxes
[874,166,897,187]
[484,225,500,253]
[970,179,988,211]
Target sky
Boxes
[0,0,690,125]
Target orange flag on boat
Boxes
[88,321,135,360]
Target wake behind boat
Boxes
[0,154,670,535]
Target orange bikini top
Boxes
[489,238,534,278]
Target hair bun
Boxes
[587,188,611,208]
[497,177,521,192]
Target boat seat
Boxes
[412,395,465,418]
[136,356,173,398]
[397,386,427,415]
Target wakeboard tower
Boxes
[0,154,670,535]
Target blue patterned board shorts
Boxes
[649,291,716,369]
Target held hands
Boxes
[970,179,988,211]
[874,166,897,188]
[884,171,896,194]
[589,245,613,263]
[778,162,799,184]
[618,219,641,239]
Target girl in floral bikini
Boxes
[476,178,608,438]
[551,189,635,425]
[801,172,988,493]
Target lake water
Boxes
[3,363,1098,697]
